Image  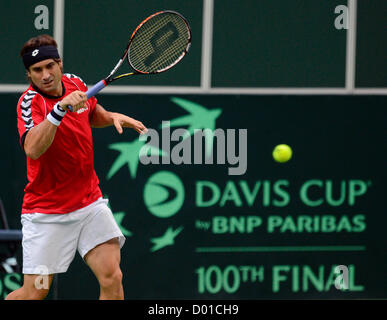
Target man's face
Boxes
[27,59,63,95]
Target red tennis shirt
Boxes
[16,73,102,214]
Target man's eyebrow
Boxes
[31,62,55,71]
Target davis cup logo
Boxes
[143,171,185,218]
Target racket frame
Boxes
[115,10,191,80]
[69,10,191,111]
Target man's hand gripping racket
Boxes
[68,10,191,112]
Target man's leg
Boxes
[84,238,124,300]
[5,274,53,300]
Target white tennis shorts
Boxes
[21,197,125,274]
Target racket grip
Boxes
[67,80,107,112]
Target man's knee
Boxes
[99,268,123,289]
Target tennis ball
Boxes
[273,144,292,163]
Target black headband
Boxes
[22,45,60,69]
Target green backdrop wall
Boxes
[0,0,386,87]
[1,93,386,299]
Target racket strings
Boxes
[131,15,187,71]
[129,12,190,73]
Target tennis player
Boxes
[6,35,147,300]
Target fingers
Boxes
[71,91,87,111]
[113,118,123,134]
[75,91,87,103]
[115,117,147,135]
[60,91,88,111]
[131,120,147,135]
[136,121,148,135]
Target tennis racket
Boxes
[69,10,191,111]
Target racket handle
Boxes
[67,80,107,112]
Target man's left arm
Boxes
[90,104,147,134]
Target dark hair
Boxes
[20,35,62,82]
[20,34,58,57]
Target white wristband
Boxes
[47,102,67,126]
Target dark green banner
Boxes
[0,94,386,299]
[2,0,386,88]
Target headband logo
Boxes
[32,49,39,56]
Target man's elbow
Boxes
[24,145,41,160]
[26,151,40,160]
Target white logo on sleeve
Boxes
[77,102,90,114]
[32,49,39,56]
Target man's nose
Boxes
[42,69,51,80]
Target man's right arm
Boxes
[23,90,87,160]
[24,120,59,160]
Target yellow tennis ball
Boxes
[273,144,292,163]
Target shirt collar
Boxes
[31,81,66,100]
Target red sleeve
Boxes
[16,91,45,149]
[88,96,98,122]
